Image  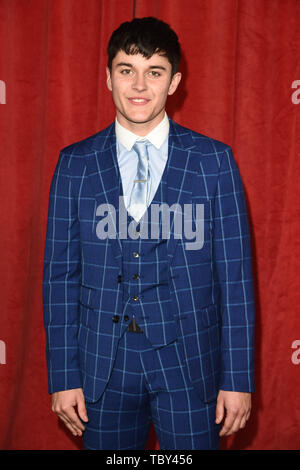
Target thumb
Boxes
[77,395,89,422]
[215,395,225,424]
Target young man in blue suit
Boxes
[43,17,255,450]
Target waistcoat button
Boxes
[133,251,140,258]
[133,273,139,280]
[112,315,120,323]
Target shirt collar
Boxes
[115,113,169,151]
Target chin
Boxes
[124,114,153,125]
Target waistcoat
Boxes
[118,155,179,348]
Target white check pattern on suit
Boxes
[43,118,255,444]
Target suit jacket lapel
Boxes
[85,123,123,272]
[166,119,197,262]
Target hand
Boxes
[51,388,88,437]
[215,390,251,436]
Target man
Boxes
[43,17,255,450]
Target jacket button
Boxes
[124,315,129,321]
[133,251,140,258]
[117,275,122,283]
[112,315,120,323]
[132,295,139,301]
[133,273,139,280]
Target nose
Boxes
[132,72,147,91]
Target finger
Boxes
[59,406,86,434]
[215,398,224,424]
[64,406,86,432]
[226,414,243,436]
[239,415,247,429]
[53,406,83,435]
[219,410,237,436]
[57,413,81,436]
[77,398,89,423]
[222,410,248,436]
[220,417,238,436]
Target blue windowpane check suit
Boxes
[42,119,255,449]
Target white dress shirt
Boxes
[115,113,169,213]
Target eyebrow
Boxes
[115,62,167,71]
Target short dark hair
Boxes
[107,17,181,76]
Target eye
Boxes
[120,69,132,75]
[149,70,161,77]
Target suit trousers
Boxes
[82,329,221,450]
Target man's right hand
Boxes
[51,388,88,437]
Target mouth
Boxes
[128,97,150,105]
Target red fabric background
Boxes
[0,0,300,450]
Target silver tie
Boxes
[128,140,149,222]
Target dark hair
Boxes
[107,17,181,76]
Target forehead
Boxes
[112,50,171,70]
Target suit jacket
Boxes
[42,119,255,403]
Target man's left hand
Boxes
[215,390,252,436]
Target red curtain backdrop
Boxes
[0,0,300,450]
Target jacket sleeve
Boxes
[213,146,255,393]
[42,150,82,394]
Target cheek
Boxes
[153,84,170,102]
[111,84,125,103]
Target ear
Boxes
[106,67,112,91]
[168,72,182,96]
